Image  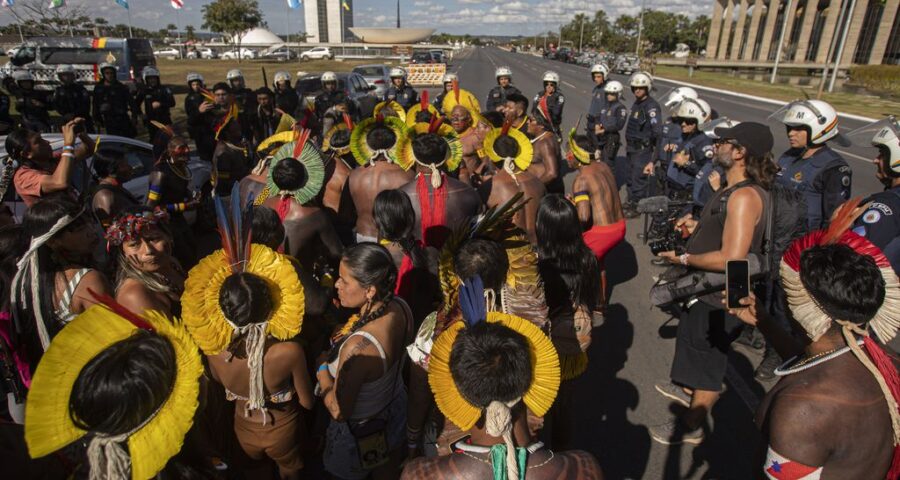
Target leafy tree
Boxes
[202,0,263,63]
[185,25,196,41]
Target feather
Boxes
[231,181,243,267]
[458,276,486,327]
[149,121,175,140]
[539,96,551,125]
[88,288,155,331]
[822,198,867,245]
[242,191,256,273]
[292,128,310,159]
[343,113,353,131]
[452,79,460,103]
[199,87,216,103]
[421,90,428,111]
[214,194,235,267]
[501,119,512,136]
[428,114,443,134]
[375,113,384,124]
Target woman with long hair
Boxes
[11,194,111,374]
[319,243,413,480]
[0,224,27,421]
[90,148,139,227]
[105,207,185,318]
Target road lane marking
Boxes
[563,81,576,89]
[835,148,874,163]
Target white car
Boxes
[300,47,333,61]
[221,48,257,60]
[187,47,217,59]
[153,47,181,59]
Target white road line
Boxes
[563,81,576,89]
[835,148,875,163]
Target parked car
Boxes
[428,49,446,63]
[300,47,333,61]
[261,46,296,61]
[221,48,257,60]
[153,47,181,59]
[352,64,391,98]
[1,134,210,222]
[410,51,434,64]
[615,55,640,75]
[186,47,217,59]
[295,72,374,114]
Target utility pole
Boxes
[396,0,401,28]
[828,0,857,92]
[578,16,584,52]
[770,0,793,83]
[635,0,646,56]
[816,0,848,98]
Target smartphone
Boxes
[726,259,750,309]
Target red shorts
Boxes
[582,220,626,265]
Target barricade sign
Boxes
[406,63,446,86]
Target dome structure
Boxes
[232,28,285,47]
[349,28,435,44]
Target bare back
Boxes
[573,162,624,226]
[527,132,560,187]
[459,131,487,186]
[348,161,415,238]
[260,198,342,267]
[400,175,481,243]
[238,174,266,204]
[321,155,352,215]
[401,449,604,479]
[482,170,545,244]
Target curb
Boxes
[652,75,878,123]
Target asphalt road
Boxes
[421,46,894,480]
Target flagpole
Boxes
[286,2,291,56]
[126,4,133,38]
[176,7,182,57]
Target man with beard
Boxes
[135,67,176,142]
[184,73,215,162]
[485,66,522,112]
[526,108,562,194]
[252,87,282,144]
[52,65,93,132]
[92,63,136,138]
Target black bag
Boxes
[649,253,766,307]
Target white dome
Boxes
[233,28,284,46]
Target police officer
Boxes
[273,71,299,117]
[314,71,349,120]
[775,99,851,230]
[0,74,12,135]
[184,72,215,162]
[532,71,564,136]
[852,117,900,275]
[485,66,521,112]
[665,98,714,203]
[586,63,609,139]
[624,71,662,216]
[136,66,175,141]
[383,67,418,110]
[12,70,51,133]
[694,117,739,214]
[657,87,698,175]
[52,64,93,132]
[433,73,457,112]
[595,80,627,171]
[227,69,256,141]
[92,63,136,138]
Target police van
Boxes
[2,37,155,91]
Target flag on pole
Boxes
[287,0,301,8]
[1,0,14,8]
[115,0,128,8]
[341,0,349,10]
[171,0,183,9]
[48,0,65,8]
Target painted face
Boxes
[449,106,472,133]
[335,260,372,309]
[168,139,190,164]
[121,226,172,273]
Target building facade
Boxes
[304,0,354,43]
[704,0,900,65]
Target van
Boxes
[2,37,155,91]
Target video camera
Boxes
[638,196,692,254]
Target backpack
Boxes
[761,182,809,277]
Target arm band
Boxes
[573,195,590,204]
[147,191,160,201]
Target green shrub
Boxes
[848,65,900,96]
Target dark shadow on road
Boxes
[604,239,639,301]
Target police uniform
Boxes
[776,145,851,230]
[485,85,522,112]
[53,82,93,132]
[625,96,662,202]
[666,131,714,198]
[253,106,281,145]
[384,84,418,110]
[15,88,52,133]
[275,87,300,118]
[433,90,449,112]
[532,90,564,135]
[0,92,11,134]
[184,90,215,162]
[233,87,257,141]
[136,83,176,141]
[657,120,683,169]
[586,82,607,135]
[597,98,627,170]
[92,80,136,138]
[852,186,900,275]
[692,162,724,215]
[315,89,349,120]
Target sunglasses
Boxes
[715,138,742,148]
[674,117,697,125]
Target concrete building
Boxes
[304,0,354,44]
[704,0,900,65]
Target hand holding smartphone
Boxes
[726,259,750,309]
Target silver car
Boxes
[352,64,391,99]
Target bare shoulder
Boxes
[116,278,164,314]
[266,340,304,362]
[552,450,605,480]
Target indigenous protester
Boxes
[503,93,530,137]
[10,195,111,375]
[90,148,139,227]
[24,299,208,479]
[184,72,216,162]
[211,111,251,198]
[319,114,355,221]
[348,115,416,243]
[526,107,563,194]
[406,91,440,127]
[397,120,480,249]
[105,208,185,318]
[243,131,294,205]
[441,82,488,184]
[727,213,900,479]
[401,278,604,479]
[567,132,626,268]
[8,119,95,207]
[319,243,414,480]
[136,66,176,141]
[652,122,776,445]
[10,70,51,133]
[52,65,93,133]
[0,224,27,419]
[92,63,137,138]
[532,71,564,136]
[183,201,314,479]
[486,66,522,113]
[252,87,282,144]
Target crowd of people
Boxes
[0,57,897,480]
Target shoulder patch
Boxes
[841,176,850,187]
[649,110,657,118]
[862,209,881,224]
[558,96,564,104]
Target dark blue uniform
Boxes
[315,89,349,120]
[532,91,564,135]
[693,162,724,214]
[136,84,176,141]
[92,80,136,138]
[53,82,93,131]
[597,99,627,169]
[275,87,300,118]
[485,85,522,112]
[852,186,900,275]
[586,83,607,135]
[657,120,683,167]
[0,92,11,134]
[384,84,418,110]
[433,89,449,112]
[776,145,851,230]
[184,91,215,162]
[15,88,51,133]
[625,96,662,202]
[666,131,714,194]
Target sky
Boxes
[0,0,713,37]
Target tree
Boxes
[166,24,178,32]
[185,25,196,41]
[202,0,263,63]
[2,0,91,36]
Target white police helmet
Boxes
[495,66,512,79]
[13,70,33,83]
[98,63,117,73]
[274,71,291,84]
[226,69,244,81]
[590,64,610,77]
[141,66,160,81]
[186,72,204,84]
[630,72,652,88]
[663,86,698,109]
[702,117,741,139]
[542,71,559,84]
[604,80,624,95]
[389,67,406,79]
[321,71,338,83]
[442,73,457,84]
[872,118,900,174]
[673,98,711,124]
[780,99,839,145]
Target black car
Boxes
[411,51,434,64]
[295,72,375,113]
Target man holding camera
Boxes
[651,122,777,445]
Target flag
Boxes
[171,0,183,9]
[48,0,64,8]
[341,0,349,10]
[287,0,301,8]
[1,1,14,8]
[115,0,128,8]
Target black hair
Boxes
[529,112,553,132]
[573,134,596,153]
[331,129,351,148]
[254,86,274,97]
[505,93,529,113]
[415,110,434,123]
[411,133,448,166]
[453,238,509,293]
[70,330,177,435]
[536,194,601,310]
[342,243,398,300]
[219,272,274,328]
[493,135,520,159]
[5,128,32,162]
[272,158,308,192]
[481,111,504,128]
[367,125,397,151]
[373,189,429,269]
[449,321,532,407]
[251,207,285,250]
[211,82,231,94]
[745,151,779,190]
[799,244,885,325]
[0,224,24,311]
[92,149,126,179]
